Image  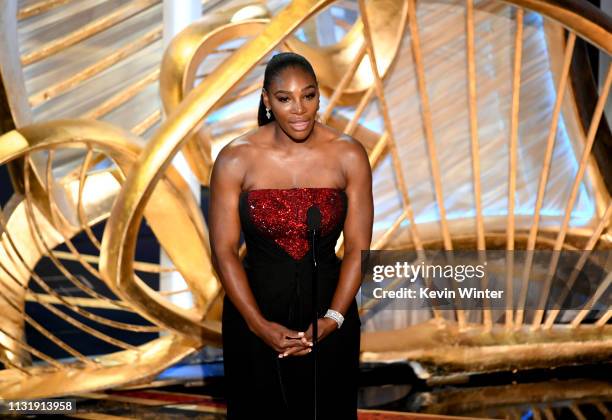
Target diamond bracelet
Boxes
[324,309,344,329]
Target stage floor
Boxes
[16,362,612,419]
[64,388,480,419]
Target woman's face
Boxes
[263,66,319,141]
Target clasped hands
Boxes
[255,318,338,358]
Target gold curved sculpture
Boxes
[284,0,408,105]
[503,0,612,54]
[0,0,610,400]
[160,16,270,184]
[0,120,219,398]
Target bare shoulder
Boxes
[324,131,371,189]
[317,123,367,159]
[217,126,269,162]
[332,133,369,168]
[211,129,260,184]
[214,137,245,168]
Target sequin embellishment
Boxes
[245,188,345,260]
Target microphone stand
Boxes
[307,206,320,420]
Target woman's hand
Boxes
[280,317,337,358]
[251,319,311,355]
[304,317,338,344]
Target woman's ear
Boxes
[262,89,271,110]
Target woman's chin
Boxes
[293,131,315,142]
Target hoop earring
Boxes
[266,108,271,119]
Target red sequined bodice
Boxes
[241,187,346,260]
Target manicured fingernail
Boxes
[308,348,312,353]
[278,354,283,358]
[298,332,304,337]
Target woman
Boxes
[209,52,373,419]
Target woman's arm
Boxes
[298,138,373,348]
[209,143,263,331]
[330,138,373,317]
[209,141,310,354]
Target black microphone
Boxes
[307,205,321,235]
[307,205,321,273]
[306,205,321,420]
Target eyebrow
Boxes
[273,85,316,94]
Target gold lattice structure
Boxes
[0,0,610,402]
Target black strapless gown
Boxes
[222,187,361,420]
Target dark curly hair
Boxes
[258,52,317,126]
